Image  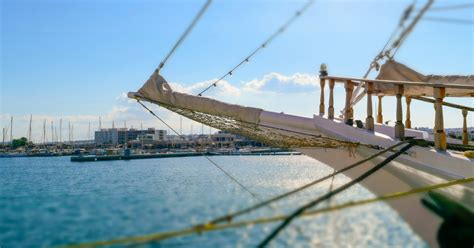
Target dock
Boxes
[70,150,301,162]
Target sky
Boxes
[1,0,473,142]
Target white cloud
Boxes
[243,72,318,92]
[169,79,241,97]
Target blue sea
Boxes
[0,155,426,247]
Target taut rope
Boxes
[157,0,212,73]
[258,141,416,246]
[197,0,315,96]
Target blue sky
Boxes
[1,0,473,141]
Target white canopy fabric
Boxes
[128,70,263,124]
[375,60,474,97]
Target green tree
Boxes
[12,137,28,149]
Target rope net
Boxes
[152,101,360,150]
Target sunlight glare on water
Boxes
[0,155,427,247]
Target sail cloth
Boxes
[375,60,474,97]
[128,70,263,124]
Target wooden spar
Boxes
[377,95,383,124]
[411,96,474,112]
[321,75,474,91]
[319,78,325,116]
[434,87,447,150]
[366,82,375,131]
[405,96,412,129]
[462,109,469,145]
[328,79,335,119]
[395,85,405,140]
[344,80,354,123]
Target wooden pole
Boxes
[405,96,412,129]
[328,79,335,119]
[462,109,468,145]
[377,95,383,124]
[411,96,474,112]
[344,80,354,123]
[319,78,325,116]
[395,85,405,140]
[366,82,375,131]
[433,87,447,150]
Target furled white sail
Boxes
[128,70,263,124]
[128,70,357,149]
[375,60,474,97]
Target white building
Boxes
[95,128,167,145]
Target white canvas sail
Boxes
[375,60,474,97]
[128,70,263,124]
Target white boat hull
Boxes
[259,111,474,247]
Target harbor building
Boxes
[95,128,167,145]
[95,128,120,145]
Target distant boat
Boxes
[0,153,26,158]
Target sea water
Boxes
[0,156,427,247]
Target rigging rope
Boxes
[419,16,474,25]
[391,0,434,58]
[423,3,474,11]
[137,100,182,137]
[203,156,260,201]
[196,0,315,96]
[343,0,434,117]
[204,141,405,226]
[258,141,416,247]
[63,176,474,247]
[137,100,260,201]
[157,0,212,73]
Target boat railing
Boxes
[318,73,473,151]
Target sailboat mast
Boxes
[51,121,54,144]
[124,120,127,145]
[42,119,46,144]
[68,121,71,144]
[59,118,62,143]
[180,116,183,135]
[28,114,32,142]
[10,116,13,147]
